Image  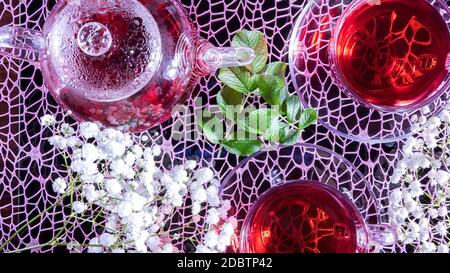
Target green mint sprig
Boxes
[199,29,318,156]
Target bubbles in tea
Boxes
[334,0,450,110]
[47,1,162,102]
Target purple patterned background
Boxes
[2,0,448,253]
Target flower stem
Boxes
[0,185,80,252]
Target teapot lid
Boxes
[46,0,161,101]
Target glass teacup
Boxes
[240,181,397,253]
[330,0,450,112]
[329,0,450,113]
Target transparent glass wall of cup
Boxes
[329,0,450,113]
[240,181,397,253]
[0,0,255,132]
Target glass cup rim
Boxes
[220,143,374,201]
[328,0,450,113]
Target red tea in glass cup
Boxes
[330,0,450,112]
[239,181,397,253]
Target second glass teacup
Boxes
[240,181,397,253]
[329,0,450,113]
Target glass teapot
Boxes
[0,0,255,132]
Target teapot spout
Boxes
[0,26,44,63]
[195,42,255,76]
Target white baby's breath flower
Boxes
[191,202,201,215]
[403,138,417,155]
[48,135,68,150]
[196,244,213,253]
[207,185,221,207]
[192,187,207,203]
[124,152,136,166]
[58,123,74,137]
[389,189,402,204]
[105,179,122,196]
[72,201,87,214]
[435,170,450,186]
[429,208,439,219]
[87,238,102,253]
[99,233,116,247]
[422,106,431,115]
[422,129,438,148]
[420,241,436,253]
[185,160,197,170]
[82,184,100,203]
[172,166,189,183]
[418,116,427,125]
[152,146,162,157]
[437,244,449,253]
[106,141,126,159]
[394,207,409,224]
[66,136,81,147]
[110,159,129,178]
[221,222,235,237]
[134,230,149,253]
[390,170,403,185]
[204,231,219,248]
[126,192,146,212]
[195,168,214,184]
[206,208,220,225]
[82,143,100,162]
[146,236,161,252]
[411,207,424,219]
[405,200,418,213]
[52,177,67,194]
[439,110,450,123]
[117,201,133,218]
[79,122,99,139]
[427,117,441,130]
[436,222,447,236]
[161,243,175,253]
[40,114,56,126]
[438,206,448,217]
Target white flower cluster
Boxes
[42,116,236,253]
[388,106,450,253]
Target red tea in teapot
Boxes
[241,182,366,253]
[334,0,450,110]
[42,1,191,132]
[0,0,255,132]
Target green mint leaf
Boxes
[245,108,280,135]
[218,67,251,93]
[248,74,261,91]
[264,62,287,78]
[198,111,223,145]
[264,120,289,143]
[222,132,264,156]
[232,29,268,74]
[298,108,318,130]
[258,75,288,106]
[217,87,243,120]
[280,129,302,146]
[283,96,302,123]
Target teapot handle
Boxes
[0,26,44,64]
